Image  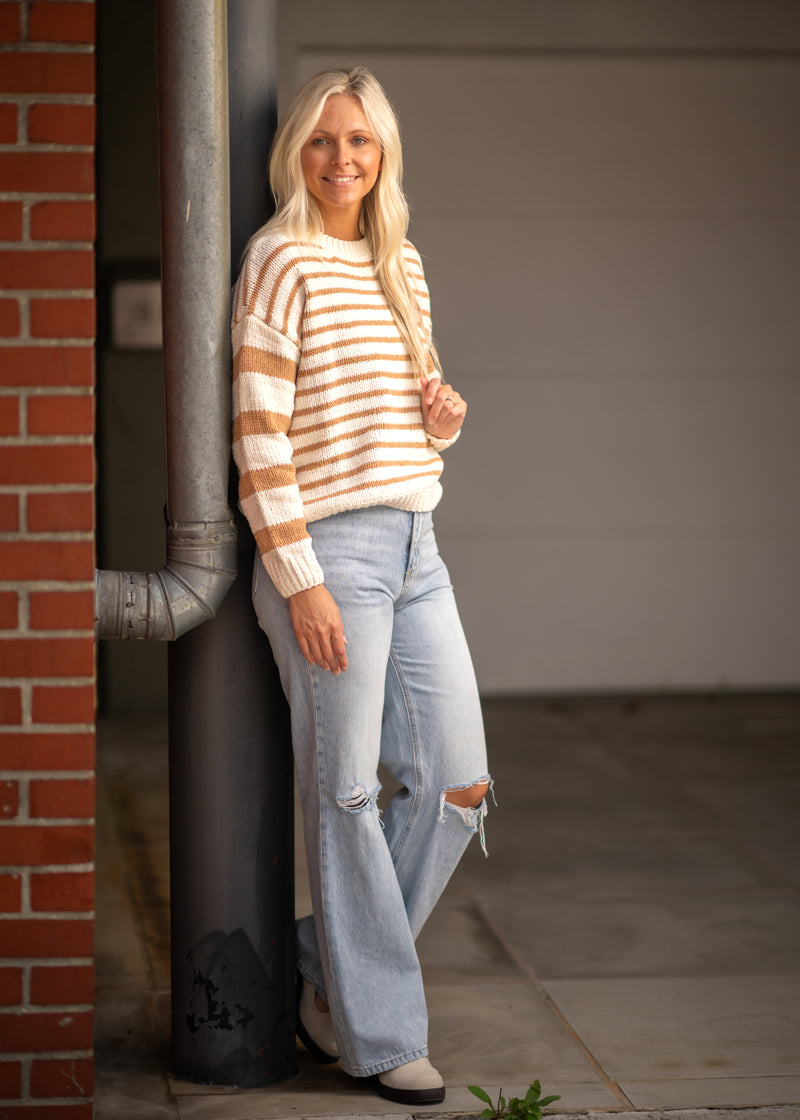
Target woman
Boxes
[232,67,490,1104]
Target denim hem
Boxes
[341,1044,430,1079]
[297,959,327,1004]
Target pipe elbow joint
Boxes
[95,519,238,641]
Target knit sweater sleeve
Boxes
[232,237,324,597]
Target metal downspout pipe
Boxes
[95,0,295,1087]
[94,0,236,639]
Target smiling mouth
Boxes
[323,176,358,184]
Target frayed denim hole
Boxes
[336,781,382,815]
[438,776,493,857]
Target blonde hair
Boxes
[251,67,438,379]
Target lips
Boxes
[323,176,358,183]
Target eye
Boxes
[310,136,328,146]
[351,135,368,145]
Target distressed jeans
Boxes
[251,507,489,1077]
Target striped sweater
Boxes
[232,231,455,598]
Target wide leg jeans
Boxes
[251,507,489,1077]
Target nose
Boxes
[331,142,350,166]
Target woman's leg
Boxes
[251,508,432,1078]
[379,512,490,938]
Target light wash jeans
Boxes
[251,507,489,1077]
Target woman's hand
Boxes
[420,376,467,441]
[289,585,348,674]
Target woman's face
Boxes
[300,94,382,237]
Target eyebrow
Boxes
[309,128,374,137]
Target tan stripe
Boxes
[294,369,412,400]
[322,255,373,268]
[309,285,383,299]
[239,463,297,499]
[254,519,309,555]
[303,467,441,505]
[298,451,432,490]
[304,302,396,319]
[302,336,401,359]
[298,352,410,381]
[302,318,399,340]
[291,404,419,435]
[249,242,314,311]
[295,426,428,458]
[264,258,304,325]
[233,346,297,384]
[306,266,376,281]
[234,410,291,441]
[282,274,304,337]
[291,387,417,418]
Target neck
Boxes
[320,207,362,242]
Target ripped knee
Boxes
[336,781,381,814]
[439,775,494,856]
[444,780,490,810]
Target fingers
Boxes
[420,374,441,406]
[289,586,349,674]
[421,378,467,435]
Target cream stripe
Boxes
[291,387,417,418]
[303,467,442,504]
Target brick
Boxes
[0,347,94,388]
[29,592,94,631]
[29,777,94,819]
[0,444,93,486]
[0,297,21,337]
[1,780,19,819]
[31,301,96,341]
[0,3,21,43]
[0,54,94,95]
[30,871,94,912]
[0,732,94,771]
[32,687,94,726]
[0,966,23,1006]
[28,491,93,533]
[0,249,93,290]
[30,963,92,1006]
[0,493,19,530]
[30,302,96,342]
[28,391,94,432]
[31,1056,93,1099]
[0,540,94,582]
[0,687,22,724]
[0,637,93,676]
[0,1057,22,1098]
[0,1009,92,1051]
[0,200,23,240]
[0,872,22,912]
[30,2,95,45]
[0,919,94,962]
[31,200,95,242]
[28,103,95,146]
[0,1105,93,1120]
[0,589,18,627]
[0,825,93,867]
[0,152,94,195]
[0,100,17,141]
[0,393,19,432]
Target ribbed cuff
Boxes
[265,543,325,599]
[426,428,461,452]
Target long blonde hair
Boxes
[251,67,439,379]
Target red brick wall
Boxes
[0,2,96,1116]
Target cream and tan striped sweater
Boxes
[232,232,455,598]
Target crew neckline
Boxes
[318,233,372,262]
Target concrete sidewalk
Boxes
[94,695,800,1119]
